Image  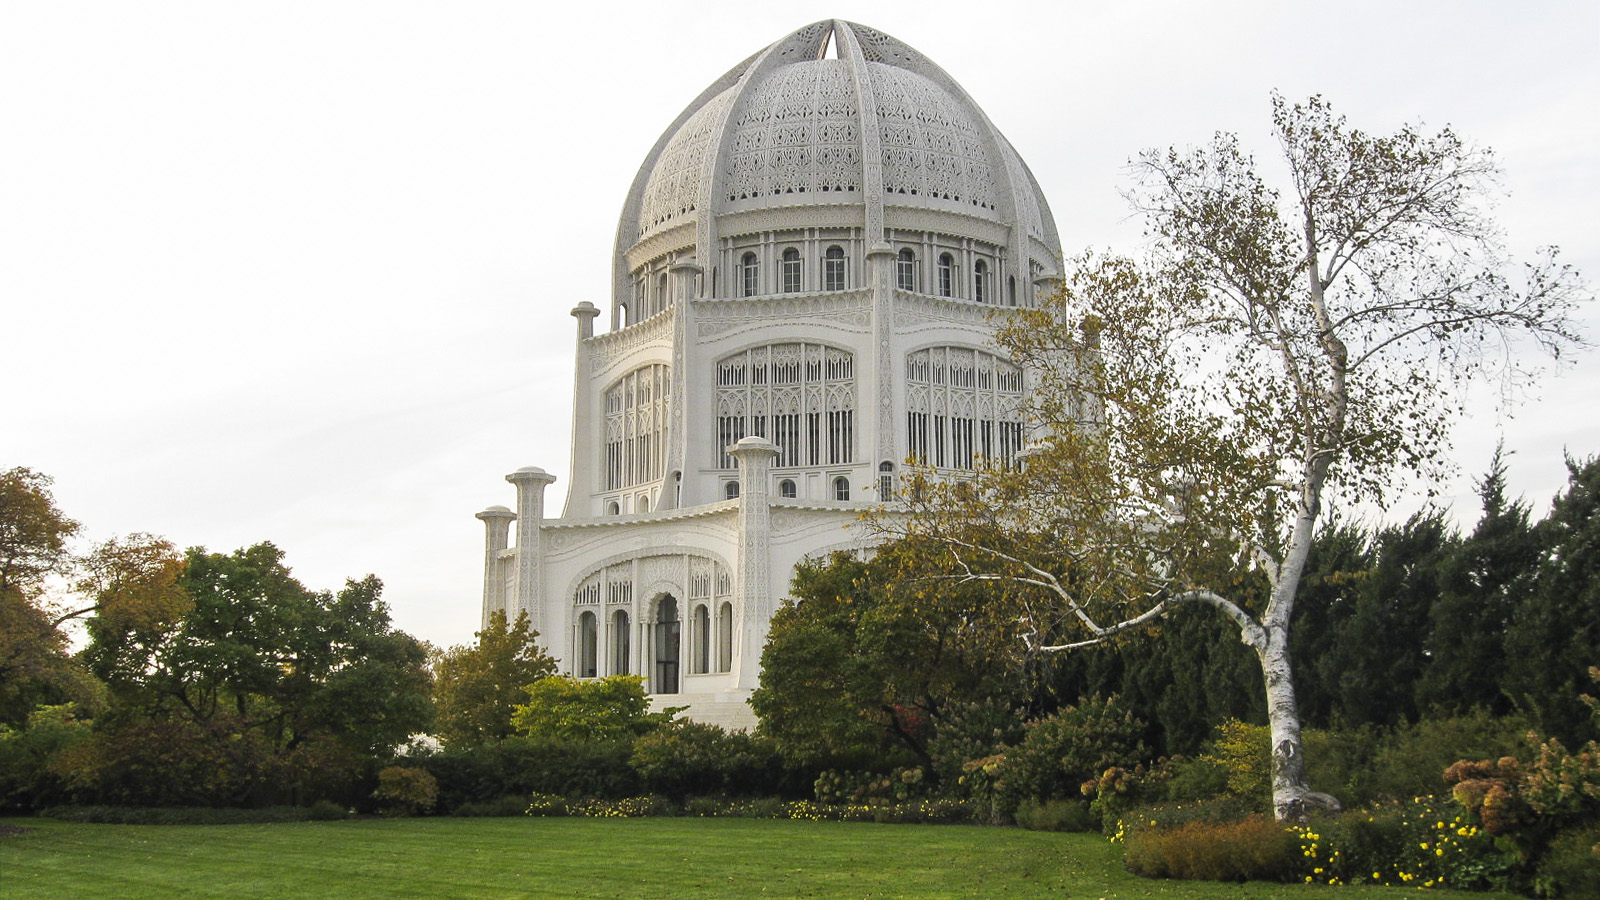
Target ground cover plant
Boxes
[0,816,1523,900]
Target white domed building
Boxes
[476,19,1062,728]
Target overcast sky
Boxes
[4,1,1596,650]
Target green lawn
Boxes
[1,817,1520,900]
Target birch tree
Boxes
[888,95,1588,821]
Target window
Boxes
[781,248,801,293]
[878,461,895,499]
[717,601,734,672]
[605,500,619,516]
[610,609,630,675]
[973,260,988,304]
[603,364,671,492]
[576,612,598,678]
[654,597,680,694]
[636,495,650,513]
[823,245,846,291]
[906,347,1025,469]
[832,477,850,501]
[724,481,741,499]
[690,605,710,675]
[896,248,916,291]
[778,479,796,498]
[714,343,855,469]
[938,253,955,297]
[1007,275,1017,307]
[740,251,758,297]
[656,272,668,313]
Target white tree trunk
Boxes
[1256,624,1310,821]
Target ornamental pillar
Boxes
[506,466,557,626]
[474,505,516,627]
[728,436,778,690]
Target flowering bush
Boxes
[1290,796,1514,890]
[1122,815,1298,881]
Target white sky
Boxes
[4,1,1596,650]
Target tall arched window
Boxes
[576,611,597,678]
[610,609,630,675]
[715,343,855,469]
[603,364,670,492]
[781,248,802,293]
[740,251,759,297]
[906,346,1025,469]
[896,248,917,291]
[823,245,846,291]
[938,253,955,297]
[1007,275,1017,306]
[690,604,710,675]
[653,597,680,694]
[717,601,734,672]
[973,260,988,304]
[878,461,895,499]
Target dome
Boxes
[613,20,1060,305]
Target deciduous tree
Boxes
[432,610,556,748]
[889,95,1588,820]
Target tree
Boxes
[1505,455,1600,745]
[890,95,1587,820]
[511,675,673,743]
[82,542,432,758]
[432,610,556,748]
[1418,447,1537,716]
[751,547,1029,772]
[0,468,93,725]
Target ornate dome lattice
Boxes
[615,19,1060,299]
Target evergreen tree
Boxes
[1417,447,1538,715]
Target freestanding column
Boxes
[728,436,778,690]
[505,466,557,627]
[474,505,516,627]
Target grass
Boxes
[1,816,1521,900]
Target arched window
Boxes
[906,346,1025,469]
[781,248,802,293]
[778,478,797,498]
[896,248,916,291]
[654,597,680,694]
[724,481,741,499]
[974,260,988,304]
[1007,275,1017,306]
[603,364,670,492]
[717,601,734,672]
[823,245,846,291]
[610,609,630,675]
[878,461,895,499]
[605,500,620,516]
[656,272,668,313]
[690,604,710,675]
[715,343,855,469]
[938,253,955,297]
[832,476,850,501]
[576,611,598,678]
[740,251,759,297]
[636,495,650,513]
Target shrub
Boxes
[1014,799,1095,832]
[1355,710,1529,804]
[0,704,93,810]
[39,805,327,825]
[426,735,638,811]
[1290,796,1518,891]
[524,792,569,816]
[630,721,783,800]
[450,795,528,817]
[372,766,438,817]
[995,695,1147,813]
[1537,825,1600,899]
[1123,815,1298,881]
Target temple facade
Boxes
[477,19,1062,728]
